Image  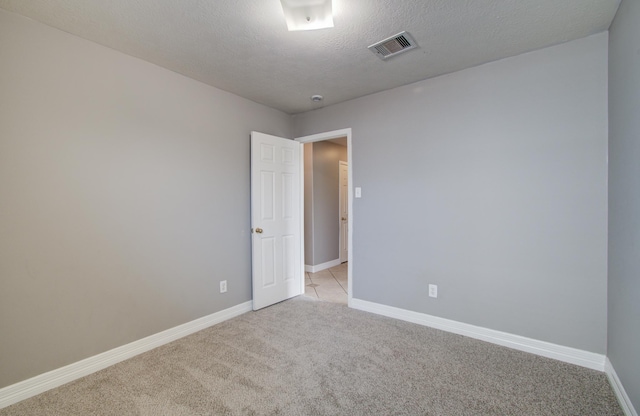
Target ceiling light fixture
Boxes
[311,94,323,102]
[280,0,334,31]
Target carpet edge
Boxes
[350,298,606,371]
[0,301,253,410]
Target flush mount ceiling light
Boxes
[280,0,334,31]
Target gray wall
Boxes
[608,0,640,409]
[294,33,609,353]
[0,2,624,394]
[0,9,291,388]
[304,141,347,266]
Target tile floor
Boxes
[304,262,348,304]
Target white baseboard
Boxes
[350,298,606,371]
[0,301,253,410]
[606,357,638,416]
[305,258,341,273]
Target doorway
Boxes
[296,129,353,306]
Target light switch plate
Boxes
[428,284,438,298]
[355,187,362,198]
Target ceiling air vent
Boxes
[368,31,418,60]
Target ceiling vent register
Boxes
[368,31,418,60]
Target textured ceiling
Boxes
[0,0,620,114]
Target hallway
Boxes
[304,263,348,304]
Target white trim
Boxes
[350,298,606,371]
[305,258,341,273]
[606,357,638,416]
[0,301,253,410]
[295,128,351,144]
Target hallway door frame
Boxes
[296,128,353,306]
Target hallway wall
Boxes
[304,141,348,267]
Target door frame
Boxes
[295,128,353,306]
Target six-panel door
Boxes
[251,132,301,310]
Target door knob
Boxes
[255,228,263,234]
[342,217,347,221]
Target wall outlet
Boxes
[220,280,227,293]
[428,284,438,298]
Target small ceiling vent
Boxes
[368,31,418,60]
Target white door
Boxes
[339,161,348,263]
[251,132,302,310]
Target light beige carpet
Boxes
[0,297,622,415]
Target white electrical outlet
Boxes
[428,284,438,298]
[220,280,227,293]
